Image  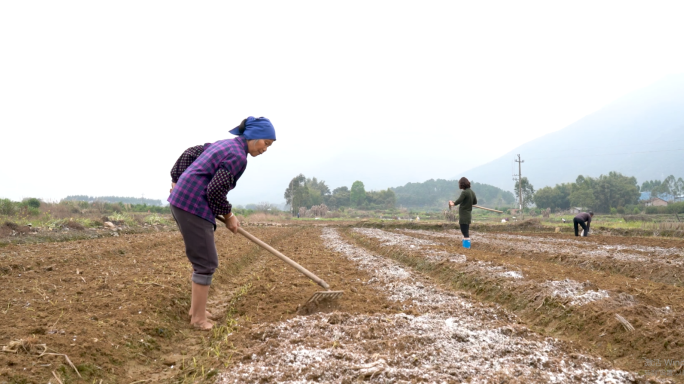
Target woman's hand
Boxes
[448,200,455,207]
[225,214,240,234]
[170,182,176,193]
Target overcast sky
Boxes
[2,1,683,205]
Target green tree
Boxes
[675,178,684,202]
[569,188,596,209]
[0,199,15,215]
[391,179,514,209]
[366,189,396,209]
[533,183,572,211]
[284,174,307,215]
[555,183,572,210]
[308,188,323,206]
[514,177,535,209]
[350,181,366,207]
[592,172,640,212]
[641,179,662,192]
[533,187,558,210]
[327,186,351,209]
[306,177,330,196]
[24,198,41,209]
[651,175,675,198]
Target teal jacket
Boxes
[453,188,477,225]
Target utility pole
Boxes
[289,178,302,218]
[513,154,524,219]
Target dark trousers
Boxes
[460,224,470,238]
[170,205,218,285]
[573,217,588,236]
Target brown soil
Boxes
[0,222,30,238]
[3,222,682,383]
[344,226,684,382]
[0,226,397,383]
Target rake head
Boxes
[307,290,344,304]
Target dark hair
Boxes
[459,177,471,190]
[589,211,594,216]
[238,118,247,134]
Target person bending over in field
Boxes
[573,211,593,237]
[168,116,275,330]
[449,177,477,249]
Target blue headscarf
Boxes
[229,116,276,140]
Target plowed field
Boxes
[2,224,682,383]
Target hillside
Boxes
[460,74,684,192]
[63,195,164,206]
[392,179,515,209]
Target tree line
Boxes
[63,195,164,206]
[526,172,641,213]
[640,175,684,201]
[391,179,515,209]
[284,174,396,213]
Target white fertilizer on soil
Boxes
[401,229,683,267]
[543,279,611,306]
[357,228,523,280]
[217,228,641,383]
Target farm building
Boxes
[570,207,589,214]
[646,197,669,207]
[640,192,680,203]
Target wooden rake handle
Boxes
[216,216,330,290]
[449,204,503,213]
[473,205,503,213]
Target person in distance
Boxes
[449,177,477,249]
[573,211,593,237]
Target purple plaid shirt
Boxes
[168,137,248,225]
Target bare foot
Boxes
[191,319,213,331]
[188,310,218,320]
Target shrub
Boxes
[644,201,684,214]
[633,207,640,214]
[144,214,170,226]
[610,207,618,214]
[616,206,625,214]
[325,211,342,218]
[25,198,41,209]
[0,199,15,216]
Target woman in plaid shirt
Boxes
[168,116,275,330]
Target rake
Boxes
[449,204,504,213]
[216,216,343,303]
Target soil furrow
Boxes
[347,227,684,381]
[397,228,684,287]
[218,228,643,383]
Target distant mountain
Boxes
[460,74,684,192]
[63,195,164,206]
[392,179,515,209]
